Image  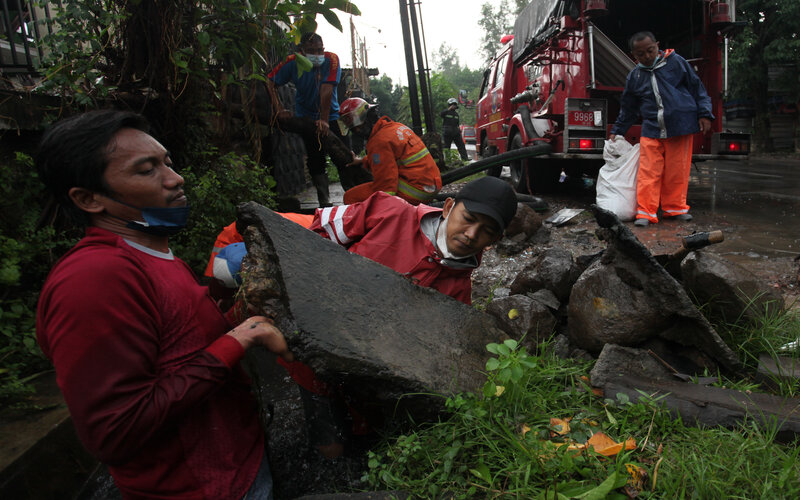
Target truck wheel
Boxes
[508,134,529,192]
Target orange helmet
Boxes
[337,97,375,135]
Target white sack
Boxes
[595,136,639,221]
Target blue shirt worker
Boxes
[268,32,352,206]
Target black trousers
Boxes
[301,120,364,191]
[442,128,469,160]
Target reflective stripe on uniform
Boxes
[397,179,438,202]
[399,147,431,166]
[320,206,351,245]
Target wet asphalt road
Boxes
[687,156,799,259]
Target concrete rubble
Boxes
[236,201,508,421]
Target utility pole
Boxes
[398,0,422,135]
[407,0,434,133]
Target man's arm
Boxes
[38,255,289,464]
[310,191,399,246]
[267,80,292,120]
[316,83,334,135]
[364,139,401,195]
[609,73,640,139]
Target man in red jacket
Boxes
[210,176,517,457]
[35,110,292,499]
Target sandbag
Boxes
[595,137,639,221]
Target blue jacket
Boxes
[611,49,714,139]
[268,52,341,120]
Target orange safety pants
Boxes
[636,135,693,223]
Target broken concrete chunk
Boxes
[486,294,557,348]
[509,247,580,301]
[236,202,507,421]
[681,251,785,326]
[590,344,674,387]
[567,206,744,376]
[596,373,800,439]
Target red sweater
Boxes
[36,228,263,499]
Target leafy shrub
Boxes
[0,153,76,408]
[168,148,276,275]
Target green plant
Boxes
[0,153,77,409]
[363,337,800,498]
[171,148,277,273]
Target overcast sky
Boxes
[315,0,492,86]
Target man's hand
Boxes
[315,119,330,136]
[346,152,364,168]
[699,118,712,135]
[276,109,292,121]
[228,316,294,362]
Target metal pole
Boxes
[587,23,596,89]
[398,0,422,134]
[723,36,729,97]
[408,0,434,133]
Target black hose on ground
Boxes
[440,143,552,185]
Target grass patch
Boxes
[363,336,800,498]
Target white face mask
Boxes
[307,54,325,67]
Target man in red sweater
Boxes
[35,110,292,499]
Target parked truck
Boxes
[475,0,750,192]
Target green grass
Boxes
[362,330,800,498]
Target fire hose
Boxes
[440,143,552,185]
[432,143,553,211]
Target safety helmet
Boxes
[447,97,458,107]
[338,97,376,135]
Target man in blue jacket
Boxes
[610,31,714,227]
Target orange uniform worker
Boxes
[337,97,441,206]
[203,213,315,278]
[610,31,713,227]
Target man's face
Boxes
[97,128,185,219]
[441,199,502,257]
[301,38,324,56]
[632,37,659,67]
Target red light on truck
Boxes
[580,139,592,149]
[728,142,740,152]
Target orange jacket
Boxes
[362,117,441,202]
[203,213,314,277]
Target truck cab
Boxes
[476,0,749,192]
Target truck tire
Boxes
[508,134,528,192]
[481,139,501,178]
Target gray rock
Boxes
[590,344,674,387]
[486,294,557,348]
[567,206,744,375]
[551,334,571,358]
[505,202,543,239]
[509,248,580,301]
[494,232,530,255]
[236,202,507,421]
[526,288,560,311]
[681,252,785,325]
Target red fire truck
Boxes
[475,0,750,192]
